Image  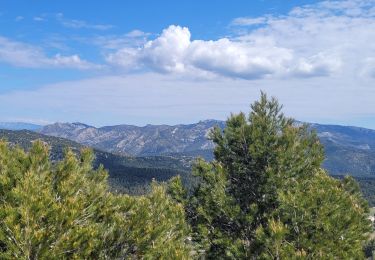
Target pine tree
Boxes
[0,140,191,259]
[255,170,370,258]
[170,92,371,258]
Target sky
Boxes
[1,0,375,128]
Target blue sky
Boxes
[1,0,375,128]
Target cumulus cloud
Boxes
[106,0,375,80]
[106,25,336,79]
[0,36,100,70]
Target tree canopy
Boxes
[0,140,191,259]
[169,92,371,259]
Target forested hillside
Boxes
[0,129,193,195]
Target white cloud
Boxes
[106,25,337,79]
[231,17,268,26]
[126,30,148,38]
[94,30,149,50]
[0,36,100,70]
[1,73,375,127]
[50,54,100,69]
[56,13,113,30]
[187,38,293,79]
[292,53,342,78]
[106,0,375,80]
[130,25,191,73]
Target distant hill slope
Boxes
[40,120,375,177]
[39,120,225,156]
[0,122,42,131]
[312,123,375,176]
[0,130,192,194]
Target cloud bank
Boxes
[1,72,373,127]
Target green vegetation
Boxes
[345,176,375,207]
[0,140,191,259]
[169,93,371,258]
[0,129,193,195]
[322,140,375,176]
[0,94,372,258]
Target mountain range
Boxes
[37,120,375,177]
[2,119,375,177]
[39,120,225,157]
[2,121,375,205]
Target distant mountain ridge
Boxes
[0,122,42,131]
[40,120,225,157]
[39,120,375,177]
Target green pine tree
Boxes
[169,92,371,259]
[0,140,191,259]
